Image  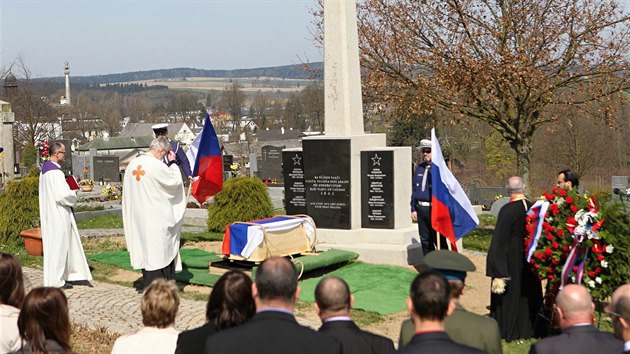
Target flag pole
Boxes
[186,179,193,202]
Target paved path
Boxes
[22,266,320,336]
[79,226,205,238]
[22,267,207,334]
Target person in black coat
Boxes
[398,271,486,354]
[204,257,342,354]
[610,284,630,353]
[529,284,622,354]
[175,270,255,354]
[315,276,394,354]
[486,176,544,341]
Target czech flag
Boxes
[430,128,479,251]
[191,114,223,203]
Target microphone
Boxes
[613,188,621,195]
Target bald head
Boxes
[506,176,524,195]
[255,257,298,304]
[555,285,594,328]
[315,276,351,317]
[612,285,630,321]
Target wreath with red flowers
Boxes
[525,188,613,294]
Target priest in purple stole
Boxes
[39,142,92,288]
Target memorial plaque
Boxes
[361,151,394,229]
[283,151,306,214]
[303,139,351,229]
[93,156,120,182]
[260,145,285,183]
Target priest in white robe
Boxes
[39,142,92,289]
[122,136,186,288]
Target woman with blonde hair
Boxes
[0,253,25,353]
[111,279,180,354]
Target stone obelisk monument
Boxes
[289,0,417,265]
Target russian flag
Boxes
[190,114,223,203]
[430,128,479,251]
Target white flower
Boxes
[606,244,614,253]
[596,277,602,284]
[588,280,595,288]
[601,260,608,268]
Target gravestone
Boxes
[222,155,233,180]
[249,153,258,177]
[282,149,306,214]
[611,176,628,194]
[93,156,119,182]
[361,151,394,229]
[303,140,351,229]
[260,145,284,183]
[0,101,15,181]
[490,197,510,217]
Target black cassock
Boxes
[486,199,544,341]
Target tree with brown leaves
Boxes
[355,0,630,188]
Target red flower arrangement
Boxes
[525,187,613,289]
[36,138,50,161]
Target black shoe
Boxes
[68,280,94,288]
[60,283,73,289]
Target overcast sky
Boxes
[0,0,322,78]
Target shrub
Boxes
[590,195,630,301]
[22,144,38,168]
[207,177,273,232]
[0,176,40,247]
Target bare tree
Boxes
[7,59,59,148]
[219,82,245,132]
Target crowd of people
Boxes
[3,250,629,354]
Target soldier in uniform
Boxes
[410,139,438,255]
[152,123,192,186]
[399,250,503,354]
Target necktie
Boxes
[421,165,429,192]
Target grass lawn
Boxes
[76,213,123,229]
[463,227,493,252]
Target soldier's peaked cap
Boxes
[152,123,168,135]
[424,250,476,281]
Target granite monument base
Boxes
[315,227,465,266]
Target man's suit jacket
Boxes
[175,322,218,354]
[319,320,395,354]
[529,325,622,354]
[204,310,342,354]
[399,303,502,354]
[397,331,487,354]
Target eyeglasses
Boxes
[421,149,431,154]
[605,308,622,320]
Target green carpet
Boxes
[88,248,224,286]
[88,248,359,288]
[299,261,417,315]
[89,248,412,314]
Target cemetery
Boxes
[1,0,629,353]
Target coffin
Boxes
[222,215,316,262]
